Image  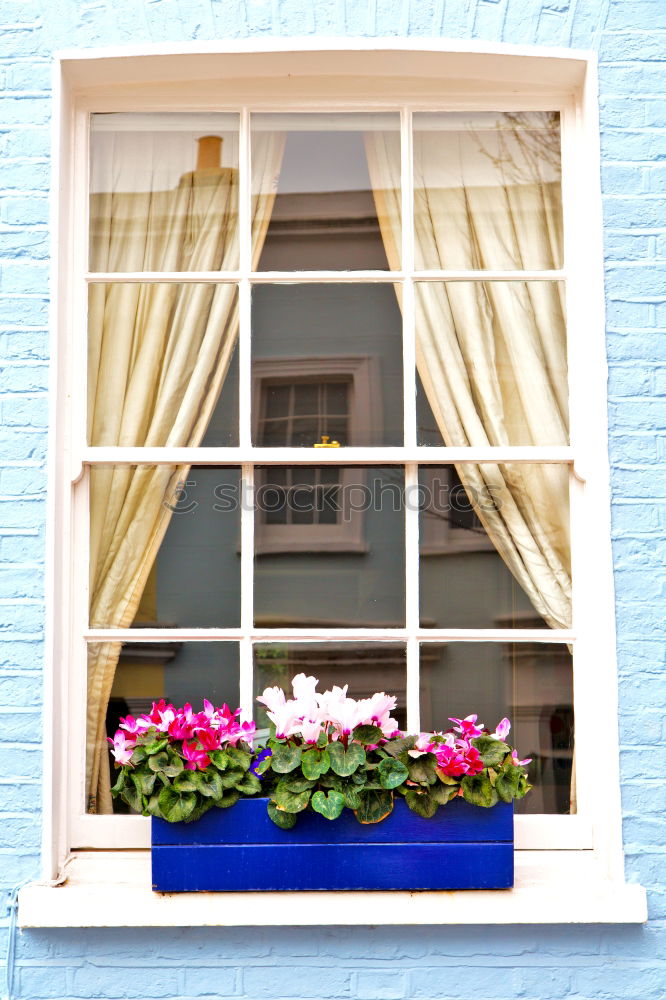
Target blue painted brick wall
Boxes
[1,1,664,998]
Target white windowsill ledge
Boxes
[19,851,647,927]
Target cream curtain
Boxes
[86,134,284,812]
[365,120,571,630]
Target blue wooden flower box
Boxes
[151,797,514,891]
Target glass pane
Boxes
[89,113,239,272]
[252,284,403,446]
[254,466,405,627]
[415,281,568,446]
[254,642,407,732]
[87,641,240,814]
[88,283,239,447]
[252,113,400,271]
[419,464,571,629]
[420,642,574,814]
[89,466,241,628]
[413,111,561,270]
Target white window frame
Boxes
[253,355,380,554]
[26,40,646,927]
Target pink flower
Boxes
[492,717,511,741]
[257,685,287,715]
[299,718,324,744]
[182,740,211,771]
[449,714,485,739]
[107,731,136,766]
[511,749,532,767]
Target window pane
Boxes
[89,466,241,629]
[252,113,400,271]
[254,466,405,627]
[420,642,574,814]
[89,113,239,272]
[419,464,571,630]
[415,281,568,446]
[87,641,240,814]
[413,111,562,270]
[87,283,239,447]
[252,285,403,446]
[254,642,407,731]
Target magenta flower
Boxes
[511,749,532,767]
[107,731,136,765]
[492,717,511,741]
[182,740,211,771]
[449,714,485,739]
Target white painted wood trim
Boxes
[82,627,576,642]
[19,850,646,928]
[85,270,566,283]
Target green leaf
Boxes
[461,772,499,808]
[301,747,331,780]
[144,792,166,820]
[430,783,460,806]
[233,771,262,796]
[143,738,168,756]
[110,769,126,796]
[121,782,142,814]
[173,772,198,793]
[267,800,298,829]
[270,745,303,774]
[282,775,316,794]
[209,750,229,771]
[273,784,312,814]
[404,790,439,818]
[351,724,384,745]
[378,757,409,790]
[184,797,215,824]
[130,768,157,796]
[215,789,240,809]
[342,785,362,810]
[494,763,522,803]
[381,735,417,758]
[189,769,225,799]
[226,747,251,771]
[408,754,437,785]
[328,741,366,777]
[148,751,183,777]
[130,746,147,765]
[157,785,197,823]
[311,790,345,821]
[353,789,393,824]
[253,754,273,776]
[218,768,245,789]
[435,768,459,786]
[471,736,511,767]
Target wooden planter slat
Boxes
[152,797,514,892]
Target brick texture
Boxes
[1,2,665,999]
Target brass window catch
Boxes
[313,435,340,448]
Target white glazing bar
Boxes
[239,462,255,719]
[404,471,420,729]
[84,269,566,284]
[80,446,575,467]
[239,107,252,450]
[401,107,416,449]
[83,627,576,643]
[74,110,91,463]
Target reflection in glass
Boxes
[253,642,407,731]
[89,467,241,629]
[89,113,240,272]
[419,464,571,630]
[415,281,568,447]
[254,467,405,627]
[252,284,403,446]
[88,641,240,814]
[253,113,400,271]
[87,284,238,447]
[413,111,562,270]
[419,642,574,814]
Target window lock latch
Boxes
[314,435,340,448]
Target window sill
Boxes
[19,851,647,927]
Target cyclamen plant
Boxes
[253,674,532,828]
[109,699,260,823]
[109,677,532,826]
